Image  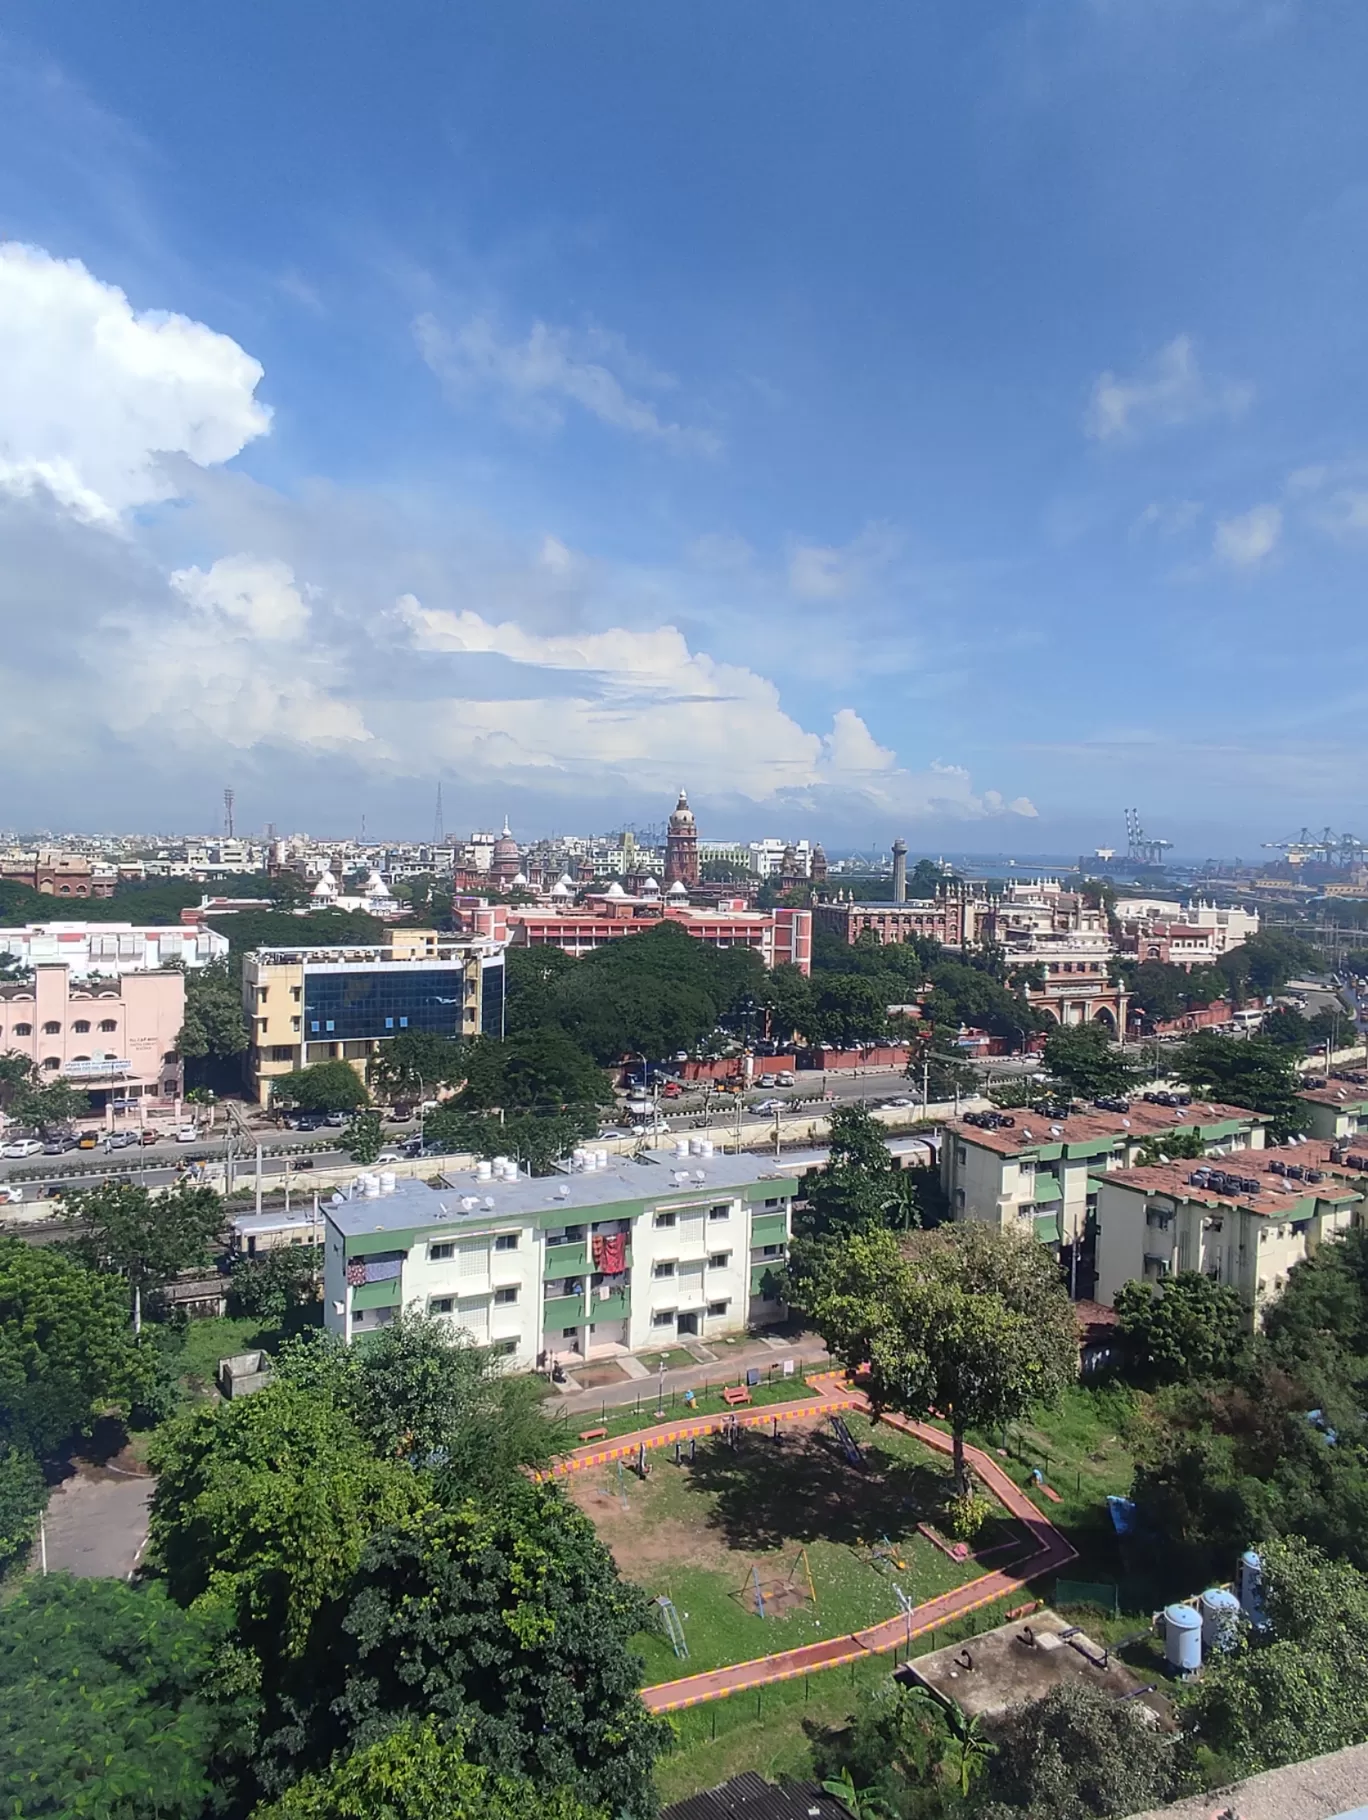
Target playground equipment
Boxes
[673,1437,699,1466]
[829,1413,862,1467]
[741,1549,817,1619]
[657,1595,689,1661]
[870,1533,908,1573]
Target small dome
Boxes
[365,870,392,897]
[604,881,626,898]
[550,879,573,899]
[666,879,689,899]
[312,871,337,899]
[668,788,695,830]
[511,871,528,887]
[641,876,660,895]
[557,873,575,889]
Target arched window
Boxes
[12,1023,31,1036]
[99,1019,118,1033]
[73,1020,90,1034]
[42,1021,61,1035]
[72,1054,90,1064]
[41,1056,60,1071]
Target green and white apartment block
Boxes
[324,1150,798,1366]
[940,1098,1267,1262]
[1293,1080,1368,1143]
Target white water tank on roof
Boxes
[379,1171,396,1196]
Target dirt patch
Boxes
[571,1361,632,1388]
[567,1472,746,1580]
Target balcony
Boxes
[544,1241,588,1278]
[541,1293,583,1329]
[750,1212,789,1247]
[587,1289,630,1323]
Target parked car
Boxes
[42,1134,78,1154]
[776,1071,795,1085]
[1,1138,43,1159]
[375,1151,402,1165]
[597,1127,627,1140]
[76,1131,100,1150]
[174,1124,199,1143]
[139,1129,161,1145]
[324,1111,350,1127]
[884,1097,914,1109]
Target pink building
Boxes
[0,965,184,1111]
[467,895,812,975]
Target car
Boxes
[42,1134,78,1154]
[76,1131,100,1150]
[375,1151,402,1165]
[0,1138,43,1159]
[776,1071,795,1085]
[105,1131,137,1150]
[753,1098,784,1112]
[0,1184,23,1204]
[597,1127,627,1140]
[139,1129,161,1145]
[884,1097,914,1109]
[174,1124,199,1143]
[324,1111,350,1127]
[758,1074,777,1088]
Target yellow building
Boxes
[242,930,505,1104]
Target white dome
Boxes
[557,873,575,889]
[666,879,689,898]
[604,881,626,898]
[511,871,528,887]
[312,871,338,899]
[550,880,573,899]
[641,876,660,895]
[365,870,392,897]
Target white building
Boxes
[323,1151,798,1367]
[0,921,229,979]
[1113,898,1260,956]
[748,839,814,879]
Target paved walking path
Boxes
[551,1329,831,1418]
[601,1378,1079,1712]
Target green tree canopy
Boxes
[271,1060,371,1115]
[428,1107,600,1176]
[977,1682,1177,1820]
[291,1485,665,1817]
[63,1179,225,1314]
[1170,1031,1302,1138]
[793,1223,1078,1491]
[1041,1023,1138,1100]
[454,1032,612,1115]
[252,1718,604,1820]
[792,1105,916,1244]
[367,1031,467,1103]
[341,1109,384,1164]
[1114,1272,1250,1387]
[177,956,249,1062]
[228,1244,323,1324]
[148,1380,428,1658]
[1216,929,1319,1003]
[4,1067,91,1134]
[0,1574,254,1820]
[0,1237,152,1455]
[0,1442,45,1570]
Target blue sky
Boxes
[0,1,1365,856]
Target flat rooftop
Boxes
[910,1608,1170,1727]
[1103,1147,1362,1216]
[1297,1079,1368,1111]
[325,1151,798,1238]
[948,1099,1261,1157]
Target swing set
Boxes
[739,1548,818,1619]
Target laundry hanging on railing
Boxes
[592,1233,627,1273]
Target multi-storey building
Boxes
[0,965,184,1110]
[0,921,229,979]
[0,850,116,897]
[471,894,812,974]
[813,892,970,948]
[664,790,700,887]
[242,930,505,1104]
[942,1099,1267,1272]
[1113,898,1259,957]
[1294,1080,1368,1142]
[1095,1144,1364,1318]
[323,1151,799,1366]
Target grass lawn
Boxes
[170,1314,285,1401]
[570,1411,1008,1685]
[545,1372,827,1446]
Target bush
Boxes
[943,1490,994,1540]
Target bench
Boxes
[578,1426,608,1443]
[721,1386,752,1407]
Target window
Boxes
[707,1300,730,1317]
[955,1188,966,1209]
[430,1242,454,1261]
[494,1233,518,1252]
[653,1211,676,1228]
[291,985,301,1001]
[257,987,268,1004]
[493,1286,518,1306]
[42,1057,60,1071]
[12,1023,30,1036]
[708,1203,731,1221]
[291,1018,301,1033]
[561,1326,579,1339]
[760,1243,785,1259]
[72,1020,90,1034]
[429,1297,454,1313]
[763,1196,782,1208]
[99,1019,117,1033]
[42,1021,60,1034]
[653,1261,676,1279]
[708,1251,731,1269]
[490,1338,517,1357]
[651,1310,675,1328]
[956,1146,967,1166]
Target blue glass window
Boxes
[303,966,470,1042]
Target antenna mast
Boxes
[223,787,235,840]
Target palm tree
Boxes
[941,1705,996,1798]
[819,1767,895,1820]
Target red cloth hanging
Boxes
[593,1232,627,1274]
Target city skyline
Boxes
[2,5,1368,851]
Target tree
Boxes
[1134,1128,1208,1164]
[700,858,751,883]
[425,1105,600,1175]
[1182,1537,1368,1774]
[271,1060,370,1116]
[976,1682,1176,1820]
[63,1179,225,1324]
[368,1031,467,1104]
[910,858,949,896]
[757,962,815,1043]
[794,1105,915,1244]
[342,1110,384,1164]
[1217,929,1318,1003]
[1171,1032,1302,1139]
[793,1224,1078,1493]
[252,1718,605,1819]
[1261,1005,1311,1050]
[6,1071,91,1134]
[0,1443,45,1569]
[455,1033,612,1116]
[177,956,249,1062]
[0,1237,152,1456]
[942,1706,994,1800]
[805,975,890,1048]
[148,1380,427,1658]
[812,1678,949,1814]
[273,1318,555,1494]
[229,1244,323,1323]
[290,1484,666,1817]
[1114,1272,1250,1386]
[0,1574,252,1820]
[1041,1023,1137,1100]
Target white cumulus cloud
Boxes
[0,240,270,521]
[1086,334,1251,442]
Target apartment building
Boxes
[1294,1080,1368,1142]
[1095,1144,1365,1318]
[243,930,505,1104]
[473,895,812,974]
[0,921,228,978]
[1113,898,1259,957]
[814,894,969,948]
[322,1150,798,1367]
[942,1099,1267,1264]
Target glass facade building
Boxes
[304,965,469,1041]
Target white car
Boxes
[754,1098,784,1113]
[597,1127,628,1140]
[375,1151,402,1165]
[1,1138,43,1159]
[174,1124,199,1143]
[885,1097,914,1109]
[0,1184,24,1204]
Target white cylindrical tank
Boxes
[675,1140,690,1159]
[476,1160,492,1181]
[1163,1604,1202,1674]
[379,1170,397,1196]
[1199,1587,1241,1653]
[595,1149,608,1169]
[361,1173,380,1198]
[701,1139,714,1157]
[689,1137,703,1155]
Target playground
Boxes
[565,1406,1030,1682]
